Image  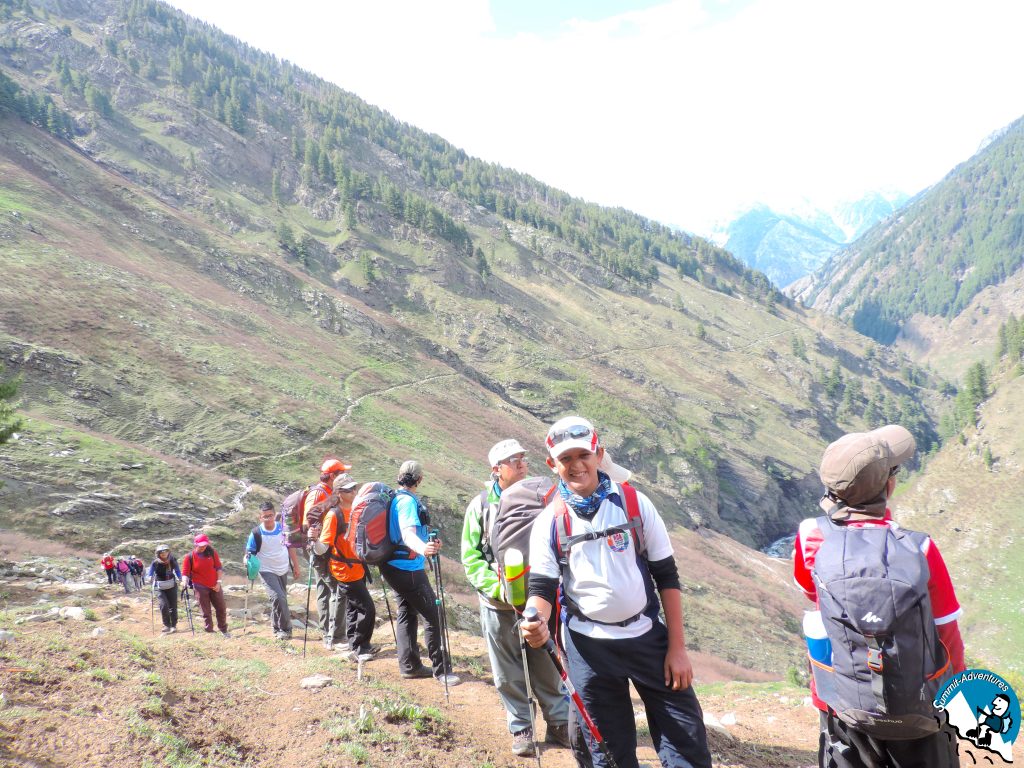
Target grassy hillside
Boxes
[0,0,961,680]
[893,369,1024,674]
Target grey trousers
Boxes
[259,571,292,635]
[316,573,347,642]
[481,604,569,733]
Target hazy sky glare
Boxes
[166,0,1024,235]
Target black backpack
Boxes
[811,517,952,740]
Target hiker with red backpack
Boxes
[182,533,231,637]
[313,474,377,661]
[246,500,301,640]
[305,458,352,650]
[520,416,711,768]
[793,425,965,768]
[377,460,460,687]
[461,439,570,757]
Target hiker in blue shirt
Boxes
[379,460,460,687]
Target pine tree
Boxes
[0,366,21,488]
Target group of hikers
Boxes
[95,415,968,768]
[99,553,146,594]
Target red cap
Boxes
[193,533,211,547]
[320,458,351,474]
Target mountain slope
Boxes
[0,0,953,680]
[719,193,908,289]
[792,115,1024,376]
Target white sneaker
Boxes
[435,673,461,687]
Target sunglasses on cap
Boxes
[546,423,594,448]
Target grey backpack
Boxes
[811,516,952,740]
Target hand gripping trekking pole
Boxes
[428,532,452,705]
[302,552,314,659]
[522,607,619,768]
[515,610,544,768]
[182,583,196,636]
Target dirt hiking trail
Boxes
[0,570,824,768]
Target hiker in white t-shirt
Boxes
[245,500,300,640]
[521,416,711,768]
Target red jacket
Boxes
[182,547,222,589]
[101,556,114,570]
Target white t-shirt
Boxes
[256,521,290,576]
[529,482,674,640]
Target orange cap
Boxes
[321,458,351,474]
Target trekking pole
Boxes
[428,532,452,706]
[522,606,619,768]
[378,567,398,650]
[302,553,313,659]
[150,582,156,635]
[182,584,196,636]
[516,610,543,768]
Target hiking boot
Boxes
[334,640,351,652]
[168,627,177,634]
[400,666,433,680]
[161,626,171,635]
[321,637,334,650]
[511,728,536,757]
[356,646,378,663]
[274,631,291,641]
[221,631,232,639]
[435,673,461,687]
[544,723,571,748]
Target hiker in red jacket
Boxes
[793,425,965,768]
[101,554,115,585]
[182,533,230,637]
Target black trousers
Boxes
[820,710,960,768]
[379,564,446,676]
[105,568,116,584]
[334,577,376,654]
[563,621,711,768]
[157,586,178,628]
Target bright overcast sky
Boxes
[166,0,1024,235]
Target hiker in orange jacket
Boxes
[314,474,377,661]
[306,457,351,650]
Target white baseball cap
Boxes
[545,416,599,458]
[488,438,526,467]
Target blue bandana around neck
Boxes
[558,472,612,520]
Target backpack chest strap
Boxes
[561,516,642,551]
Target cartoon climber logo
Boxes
[935,669,1019,764]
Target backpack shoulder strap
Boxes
[620,483,645,556]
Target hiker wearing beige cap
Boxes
[521,415,711,768]
[793,425,965,768]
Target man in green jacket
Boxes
[461,438,570,757]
